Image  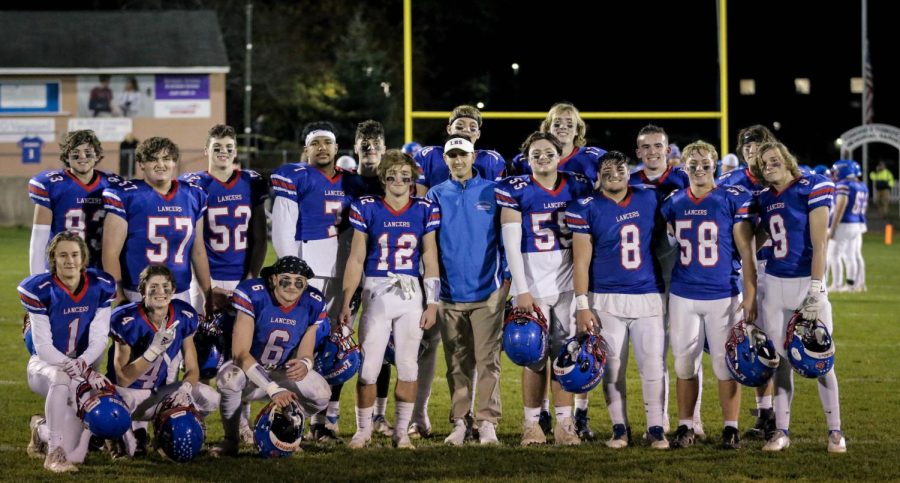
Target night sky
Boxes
[409,0,896,168]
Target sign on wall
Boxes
[0,81,60,114]
[153,75,211,118]
[76,75,155,118]
[68,118,133,142]
[0,118,55,143]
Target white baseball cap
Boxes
[722,153,739,168]
[444,137,474,154]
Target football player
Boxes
[567,150,669,449]
[414,105,506,194]
[341,150,440,449]
[28,130,124,274]
[751,142,845,453]
[827,160,868,292]
[212,256,331,456]
[509,102,607,182]
[107,265,219,457]
[497,131,592,446]
[19,232,116,472]
[101,137,212,307]
[718,124,779,439]
[659,141,758,449]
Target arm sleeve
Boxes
[78,306,111,366]
[32,314,70,365]
[501,222,530,295]
[29,224,50,275]
[271,196,299,258]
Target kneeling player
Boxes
[108,265,219,457]
[212,257,332,456]
[660,141,758,449]
[19,232,116,472]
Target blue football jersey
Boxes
[18,269,116,358]
[660,186,753,300]
[107,299,199,390]
[836,179,868,224]
[270,164,365,241]
[180,170,268,281]
[414,146,506,188]
[756,174,834,278]
[717,167,765,196]
[103,180,207,292]
[348,196,441,277]
[565,187,664,294]
[510,146,607,181]
[28,169,125,267]
[232,279,327,369]
[629,165,690,198]
[495,172,593,253]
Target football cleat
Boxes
[746,408,776,439]
[444,419,467,446]
[647,426,669,449]
[553,417,581,446]
[827,430,847,453]
[348,430,372,449]
[538,410,553,436]
[521,421,547,446]
[693,419,706,441]
[763,430,791,451]
[408,420,433,439]
[479,421,500,446]
[393,432,415,449]
[671,425,696,449]
[44,447,77,473]
[372,415,394,437]
[606,424,631,449]
[27,414,47,459]
[722,426,741,450]
[574,408,595,440]
[310,423,341,444]
[209,439,239,458]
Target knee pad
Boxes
[216,362,247,393]
[48,367,72,386]
[674,355,700,380]
[296,373,330,415]
[358,357,382,385]
[194,383,221,414]
[395,355,419,383]
[712,357,731,381]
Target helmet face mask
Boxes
[553,333,607,394]
[726,320,780,387]
[786,312,835,378]
[254,401,304,458]
[314,328,362,385]
[502,306,549,367]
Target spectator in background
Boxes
[88,75,113,117]
[668,143,682,166]
[117,77,143,117]
[720,153,740,177]
[119,133,139,178]
[871,161,895,218]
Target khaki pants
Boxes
[439,287,506,424]
[876,188,891,217]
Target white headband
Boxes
[305,130,336,146]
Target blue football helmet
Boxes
[832,160,855,181]
[314,327,363,385]
[725,319,781,387]
[851,160,862,178]
[502,306,549,366]
[153,396,205,462]
[254,400,304,458]
[75,382,132,439]
[813,164,831,177]
[23,314,36,356]
[384,334,396,365]
[785,311,835,378]
[553,333,607,394]
[401,141,422,156]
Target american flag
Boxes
[864,40,874,124]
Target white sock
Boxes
[756,395,773,410]
[554,406,572,420]
[574,398,588,411]
[605,380,627,426]
[541,398,550,412]
[355,406,374,433]
[38,422,49,444]
[395,402,414,434]
[724,420,738,429]
[374,397,388,418]
[773,363,794,431]
[641,377,666,428]
[48,431,63,453]
[679,419,694,430]
[326,401,340,420]
[524,406,541,422]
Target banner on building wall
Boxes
[0,81,60,114]
[153,75,211,118]
[0,118,55,143]
[76,75,156,118]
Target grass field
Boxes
[1,226,899,482]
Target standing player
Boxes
[660,141,758,449]
[751,142,845,453]
[19,232,116,472]
[414,105,506,194]
[567,151,669,449]
[28,130,123,274]
[270,121,364,439]
[180,124,268,306]
[496,132,592,446]
[827,160,868,292]
[340,150,440,449]
[101,137,212,306]
[718,124,780,439]
[212,257,332,456]
[108,265,219,457]
[510,102,606,181]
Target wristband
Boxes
[300,357,313,371]
[424,277,441,305]
[809,279,823,293]
[575,294,590,311]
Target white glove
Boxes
[85,368,111,391]
[63,358,89,379]
[143,320,181,362]
[800,279,824,321]
[171,381,195,407]
[376,272,416,300]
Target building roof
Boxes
[0,10,230,74]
